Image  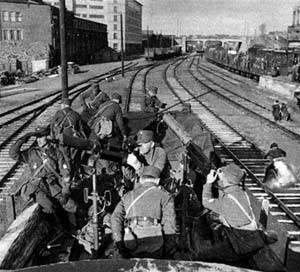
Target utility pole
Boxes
[59,0,68,101]
[147,25,149,59]
[120,13,124,77]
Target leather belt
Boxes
[126,216,160,225]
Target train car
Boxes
[144,46,182,60]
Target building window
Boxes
[10,12,16,22]
[10,30,14,40]
[113,15,118,21]
[114,24,117,30]
[90,5,103,9]
[16,12,22,22]
[89,14,104,18]
[3,30,9,40]
[76,4,87,8]
[3,11,9,22]
[113,33,117,39]
[113,6,117,13]
[113,43,118,50]
[16,30,23,40]
[82,14,87,18]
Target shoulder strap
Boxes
[227,193,255,223]
[36,151,62,181]
[125,186,156,217]
[94,101,114,119]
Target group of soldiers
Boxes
[9,80,279,265]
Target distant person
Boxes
[144,86,166,113]
[272,100,281,122]
[280,102,291,121]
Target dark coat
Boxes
[80,88,110,111]
[94,100,126,137]
[144,95,165,112]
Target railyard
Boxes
[0,54,299,271]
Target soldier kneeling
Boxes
[111,166,177,259]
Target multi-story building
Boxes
[44,0,143,54]
[288,5,300,48]
[0,0,107,72]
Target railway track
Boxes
[189,56,300,143]
[0,62,151,224]
[198,60,254,86]
[160,57,300,245]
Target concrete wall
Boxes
[259,76,300,99]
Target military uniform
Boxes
[272,101,281,122]
[263,143,286,181]
[50,104,87,177]
[9,129,76,215]
[127,130,166,175]
[144,86,166,113]
[80,83,110,123]
[89,93,126,141]
[111,166,177,258]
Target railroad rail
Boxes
[160,57,300,243]
[189,56,300,143]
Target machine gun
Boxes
[76,169,111,257]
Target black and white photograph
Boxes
[0,0,300,271]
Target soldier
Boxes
[111,166,177,259]
[280,102,291,121]
[203,164,278,269]
[144,86,167,113]
[265,142,286,161]
[50,98,86,177]
[89,92,127,145]
[263,142,287,182]
[80,81,110,123]
[126,130,166,176]
[9,126,77,228]
[272,100,281,122]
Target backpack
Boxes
[90,101,114,139]
[92,116,113,139]
[52,109,84,138]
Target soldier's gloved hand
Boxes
[161,103,167,109]
[126,153,142,171]
[206,169,218,184]
[114,241,131,258]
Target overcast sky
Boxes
[139,0,300,36]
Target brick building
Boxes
[0,0,108,72]
[44,0,143,55]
